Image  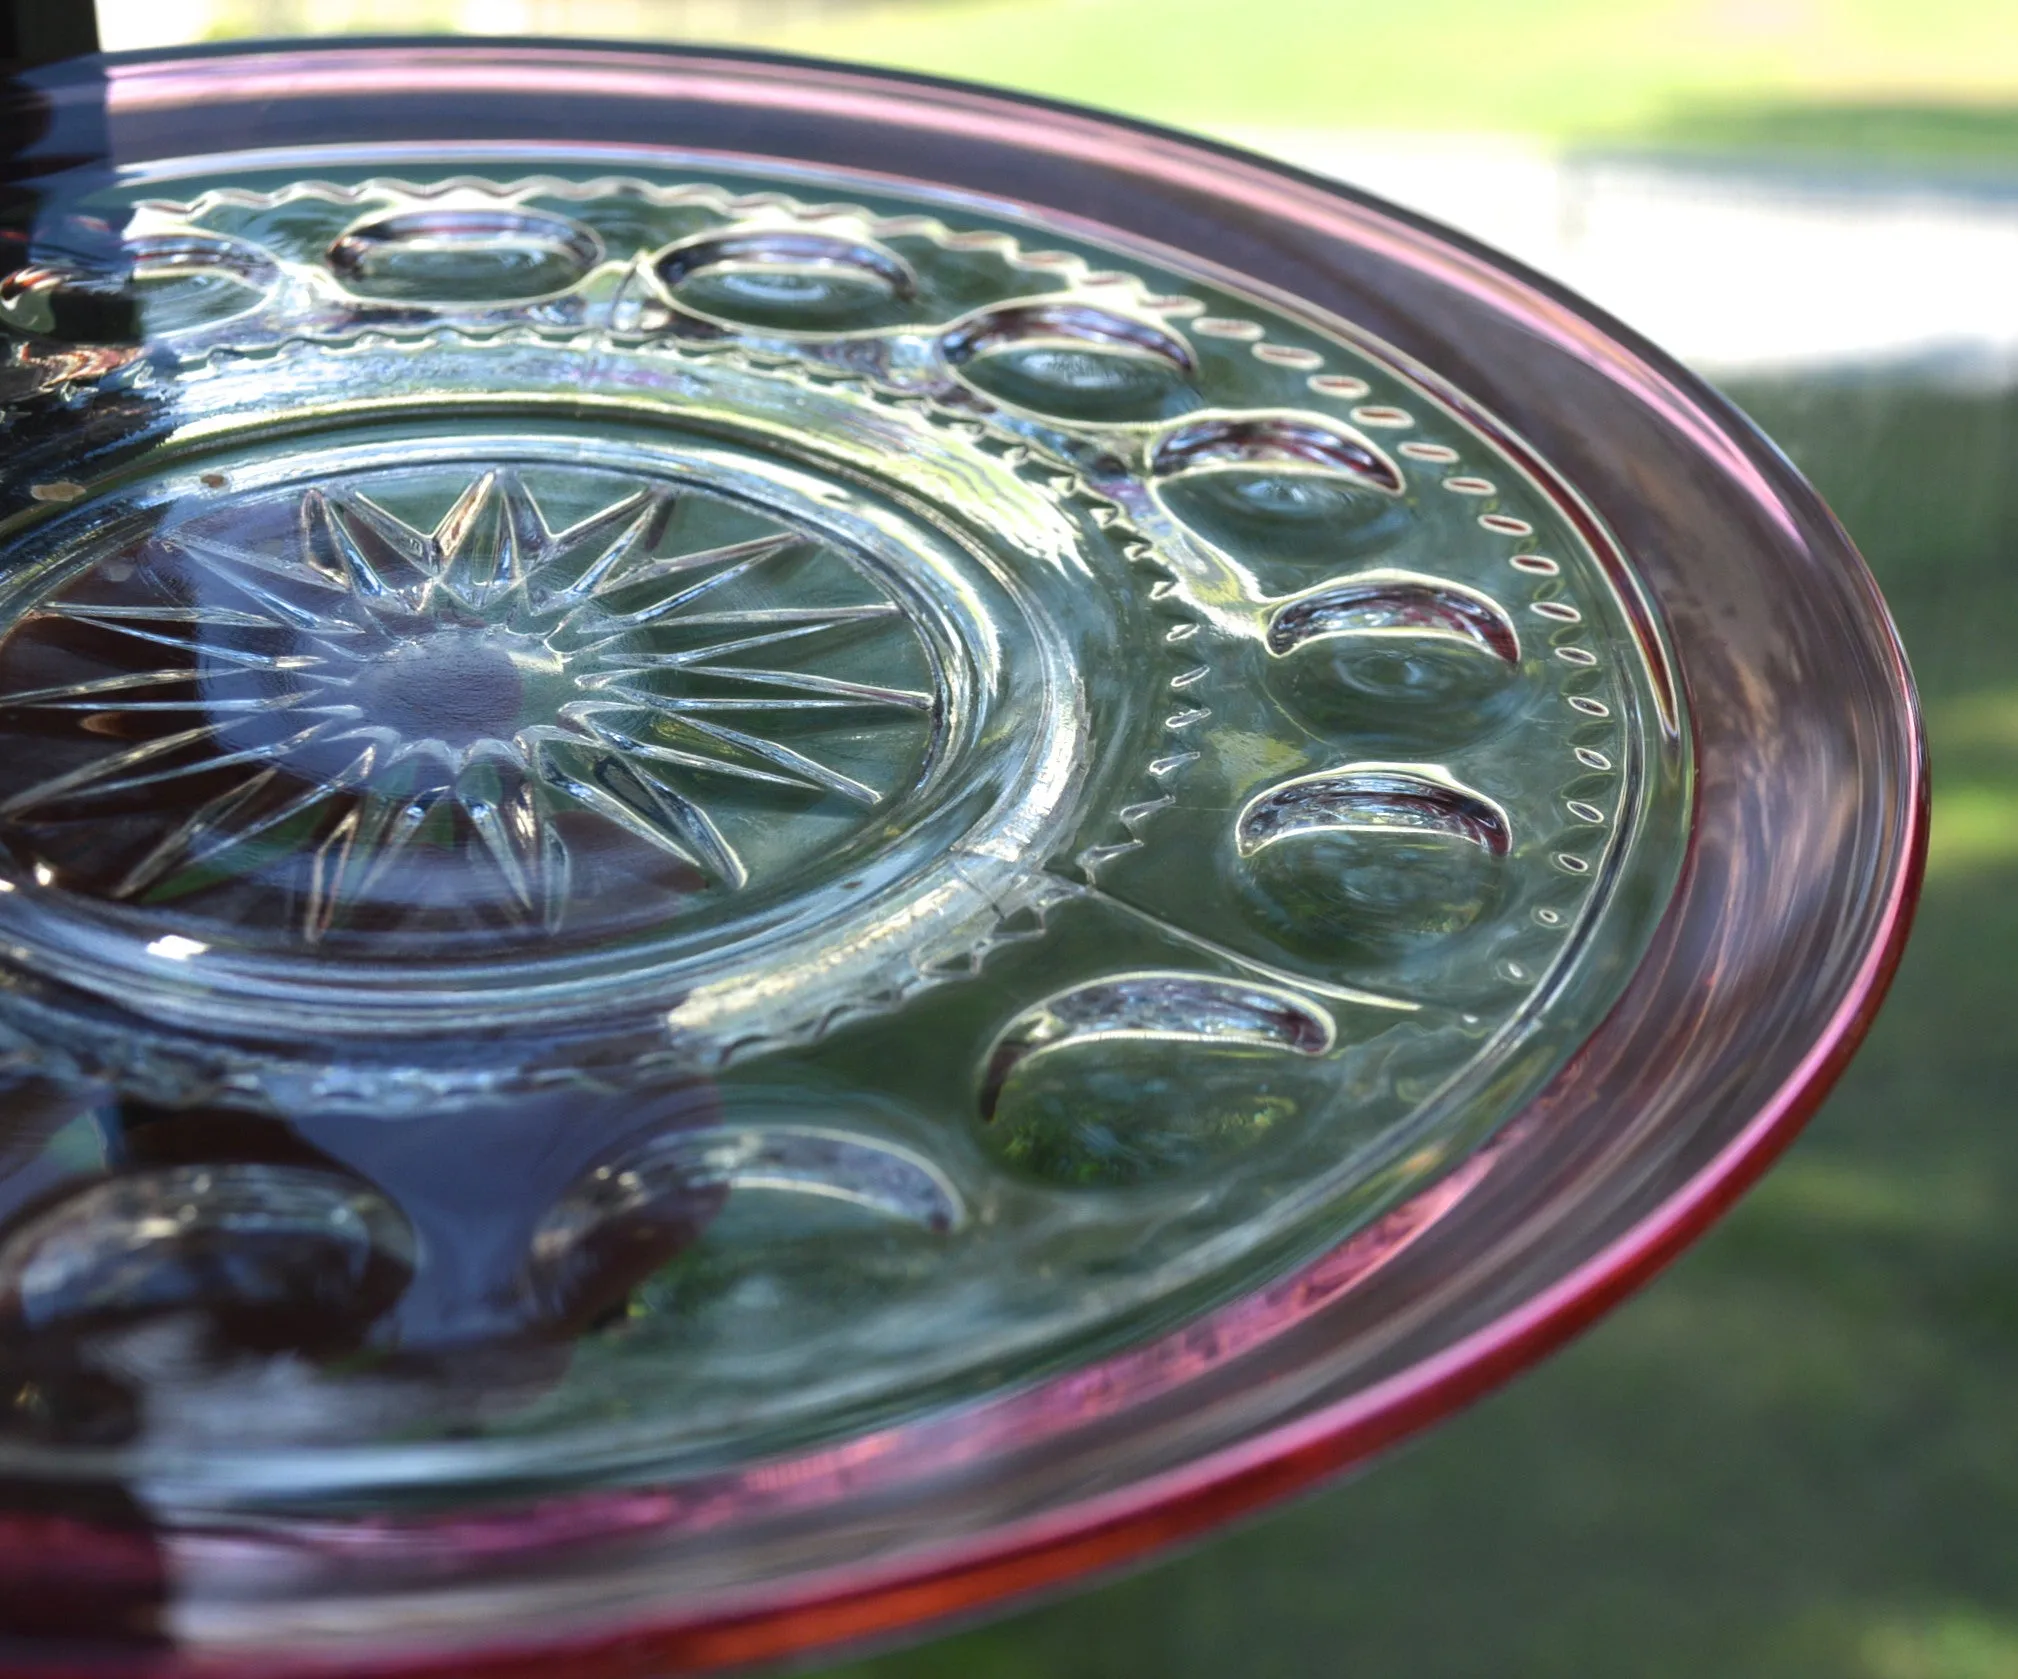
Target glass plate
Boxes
[0,39,1921,1674]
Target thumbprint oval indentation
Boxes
[656,229,918,332]
[1152,412,1403,495]
[1264,569,1522,730]
[1,232,278,342]
[526,1124,963,1334]
[1267,572,1518,663]
[977,973,1336,1188]
[942,302,1198,424]
[1233,767,1511,953]
[328,207,602,303]
[1152,414,1411,568]
[0,1164,415,1354]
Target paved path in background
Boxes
[1230,128,2018,382]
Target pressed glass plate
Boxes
[0,40,1920,1675]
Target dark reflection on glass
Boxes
[0,56,174,1657]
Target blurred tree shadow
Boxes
[1632,98,2018,171]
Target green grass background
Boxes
[777,0,2018,149]
[207,0,2018,159]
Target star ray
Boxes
[537,488,672,607]
[42,603,281,630]
[305,488,432,613]
[647,604,902,630]
[655,665,932,711]
[588,671,928,714]
[576,532,802,632]
[430,471,517,608]
[20,612,323,672]
[533,742,745,890]
[304,800,370,942]
[17,693,316,715]
[166,530,352,597]
[494,472,551,604]
[0,668,207,708]
[591,612,890,670]
[507,773,573,932]
[667,714,881,807]
[591,694,901,714]
[167,533,370,656]
[549,713,821,797]
[380,736,468,776]
[112,768,278,899]
[452,743,567,922]
[431,471,500,565]
[115,743,376,901]
[352,785,450,903]
[0,718,334,815]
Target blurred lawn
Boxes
[181,0,2018,157]
[772,0,2018,144]
[818,368,2018,1677]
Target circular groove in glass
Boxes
[0,460,951,946]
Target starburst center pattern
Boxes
[0,463,943,946]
